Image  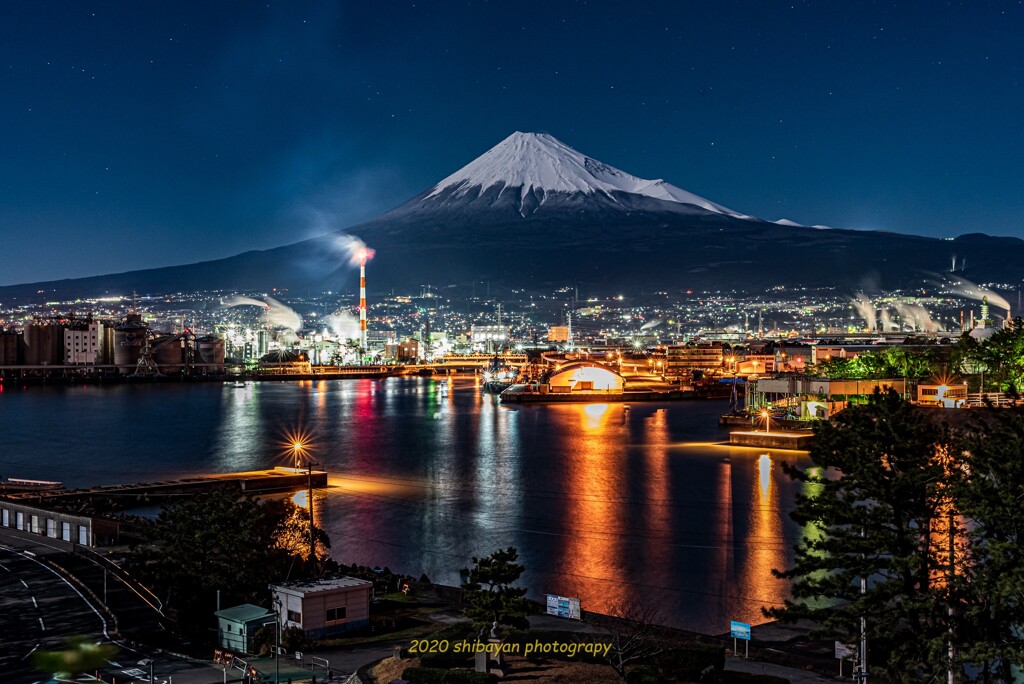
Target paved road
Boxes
[0,544,111,682]
[0,532,225,684]
[726,654,837,683]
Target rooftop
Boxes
[215,603,275,623]
[271,575,373,596]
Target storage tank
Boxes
[23,323,65,365]
[113,314,147,373]
[153,335,183,372]
[196,336,225,373]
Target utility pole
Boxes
[307,460,320,565]
[858,524,869,684]
[948,509,956,684]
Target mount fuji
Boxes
[3,131,1023,299]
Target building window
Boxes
[287,610,301,623]
[226,624,232,633]
[326,607,346,623]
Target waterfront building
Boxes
[665,343,725,376]
[397,338,420,361]
[64,321,106,365]
[471,324,508,351]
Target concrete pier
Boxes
[729,430,814,450]
[2,467,328,504]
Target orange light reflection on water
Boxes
[558,403,630,609]
[737,452,787,623]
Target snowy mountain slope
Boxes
[3,130,1023,299]
[420,132,749,218]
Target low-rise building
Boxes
[917,383,968,408]
[665,343,725,376]
[270,576,372,639]
[214,604,276,655]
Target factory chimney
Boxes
[359,252,368,353]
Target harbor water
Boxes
[0,376,812,634]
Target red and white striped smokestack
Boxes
[359,255,367,351]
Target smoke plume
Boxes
[849,293,877,331]
[942,274,1011,312]
[220,295,302,331]
[325,310,360,339]
[892,302,940,333]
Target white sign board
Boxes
[835,641,856,659]
[545,594,581,620]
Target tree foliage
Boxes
[460,547,532,631]
[954,320,1024,393]
[32,637,118,679]
[129,487,329,634]
[810,346,938,380]
[954,408,1024,680]
[771,387,1024,680]
[767,389,957,681]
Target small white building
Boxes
[214,604,275,655]
[270,576,372,639]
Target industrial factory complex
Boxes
[0,274,1015,412]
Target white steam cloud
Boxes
[849,293,877,331]
[220,295,303,332]
[333,234,375,267]
[892,302,940,333]
[221,295,268,309]
[263,296,303,331]
[944,274,1010,313]
[879,309,894,332]
[325,310,360,340]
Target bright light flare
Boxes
[335,234,376,267]
[279,427,316,467]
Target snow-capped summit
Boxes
[424,132,747,218]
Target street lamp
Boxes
[262,619,280,683]
[761,409,771,434]
[137,659,154,684]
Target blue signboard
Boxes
[730,621,752,640]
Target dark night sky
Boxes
[1,1,1022,285]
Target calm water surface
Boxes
[0,377,812,634]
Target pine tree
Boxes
[461,547,532,631]
[767,389,957,681]
[954,408,1024,680]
